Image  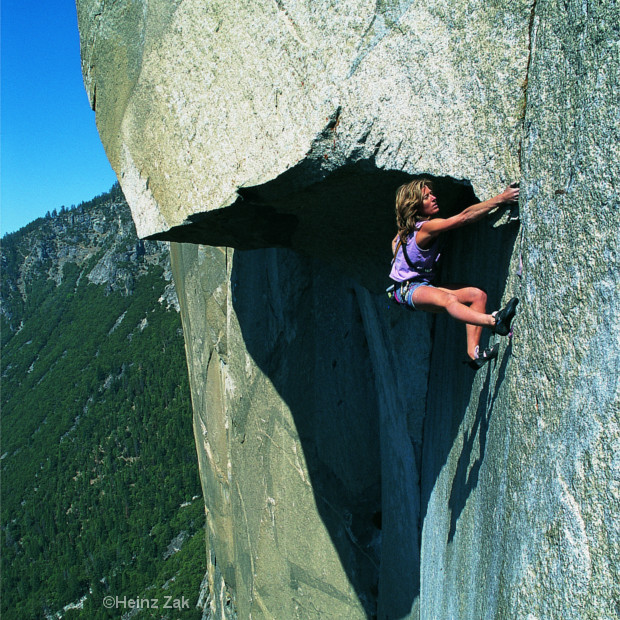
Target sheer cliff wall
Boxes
[77,0,619,618]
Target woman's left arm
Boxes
[417,185,519,245]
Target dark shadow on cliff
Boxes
[229,161,519,617]
[231,248,384,616]
[447,342,512,543]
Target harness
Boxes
[386,280,416,305]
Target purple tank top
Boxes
[389,221,441,283]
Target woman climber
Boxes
[389,179,520,370]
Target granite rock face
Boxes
[77,0,619,617]
[77,0,530,292]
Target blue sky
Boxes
[1,0,118,236]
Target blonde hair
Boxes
[395,179,433,247]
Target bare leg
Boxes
[439,285,489,359]
[410,285,493,359]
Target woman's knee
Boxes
[474,288,487,305]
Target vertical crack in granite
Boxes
[518,0,539,167]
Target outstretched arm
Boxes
[416,184,519,247]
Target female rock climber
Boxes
[389,179,520,369]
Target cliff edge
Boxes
[77,0,619,617]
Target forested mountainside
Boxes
[1,186,205,619]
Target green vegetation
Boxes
[1,188,205,618]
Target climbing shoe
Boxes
[492,297,519,336]
[465,343,499,370]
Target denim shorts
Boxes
[393,280,434,310]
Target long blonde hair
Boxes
[395,179,433,248]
